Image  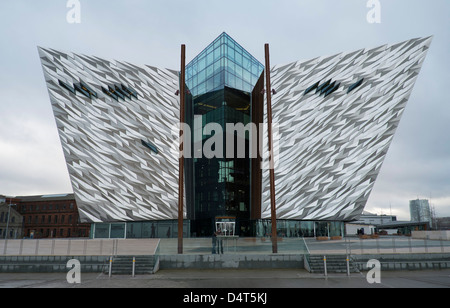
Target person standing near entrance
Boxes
[216,228,223,254]
[212,228,224,254]
[212,230,217,254]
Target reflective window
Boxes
[255,220,344,238]
[94,223,109,238]
[186,32,263,97]
[110,223,125,238]
[91,221,190,238]
[206,64,214,80]
[198,69,206,84]
[141,139,159,154]
[206,51,214,66]
[304,81,320,95]
[214,46,221,61]
[58,79,75,94]
[348,78,364,93]
[235,52,243,65]
[127,222,142,238]
[198,56,206,71]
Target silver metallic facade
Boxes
[39,36,431,224]
[261,37,432,221]
[38,47,183,222]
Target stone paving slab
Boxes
[1,269,449,288]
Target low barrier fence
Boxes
[307,236,450,255]
[1,236,449,256]
[0,238,159,256]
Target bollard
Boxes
[323,256,327,277]
[83,239,87,255]
[346,255,350,276]
[344,237,349,255]
[132,257,136,277]
[2,239,7,255]
[2,240,8,255]
[19,239,24,255]
[51,239,55,255]
[109,256,113,278]
[35,239,40,255]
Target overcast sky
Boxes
[0,0,449,220]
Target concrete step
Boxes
[306,255,359,274]
[104,255,156,275]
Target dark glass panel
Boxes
[347,78,364,93]
[58,79,75,94]
[141,139,159,154]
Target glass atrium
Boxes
[184,33,264,236]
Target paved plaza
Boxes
[0,268,449,288]
[1,236,450,289]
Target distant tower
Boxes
[409,199,432,228]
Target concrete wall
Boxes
[159,254,305,269]
[0,254,305,272]
[0,255,109,273]
[3,252,450,273]
[412,230,450,240]
[352,253,450,271]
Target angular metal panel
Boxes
[261,37,432,221]
[38,47,183,222]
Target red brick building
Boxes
[15,194,90,238]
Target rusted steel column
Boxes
[178,44,186,254]
[264,43,277,254]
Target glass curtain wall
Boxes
[91,221,191,239]
[185,33,264,237]
[186,32,264,97]
[255,220,344,238]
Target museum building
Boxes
[38,33,432,238]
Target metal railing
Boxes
[303,236,450,256]
[2,236,448,256]
[346,236,450,255]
